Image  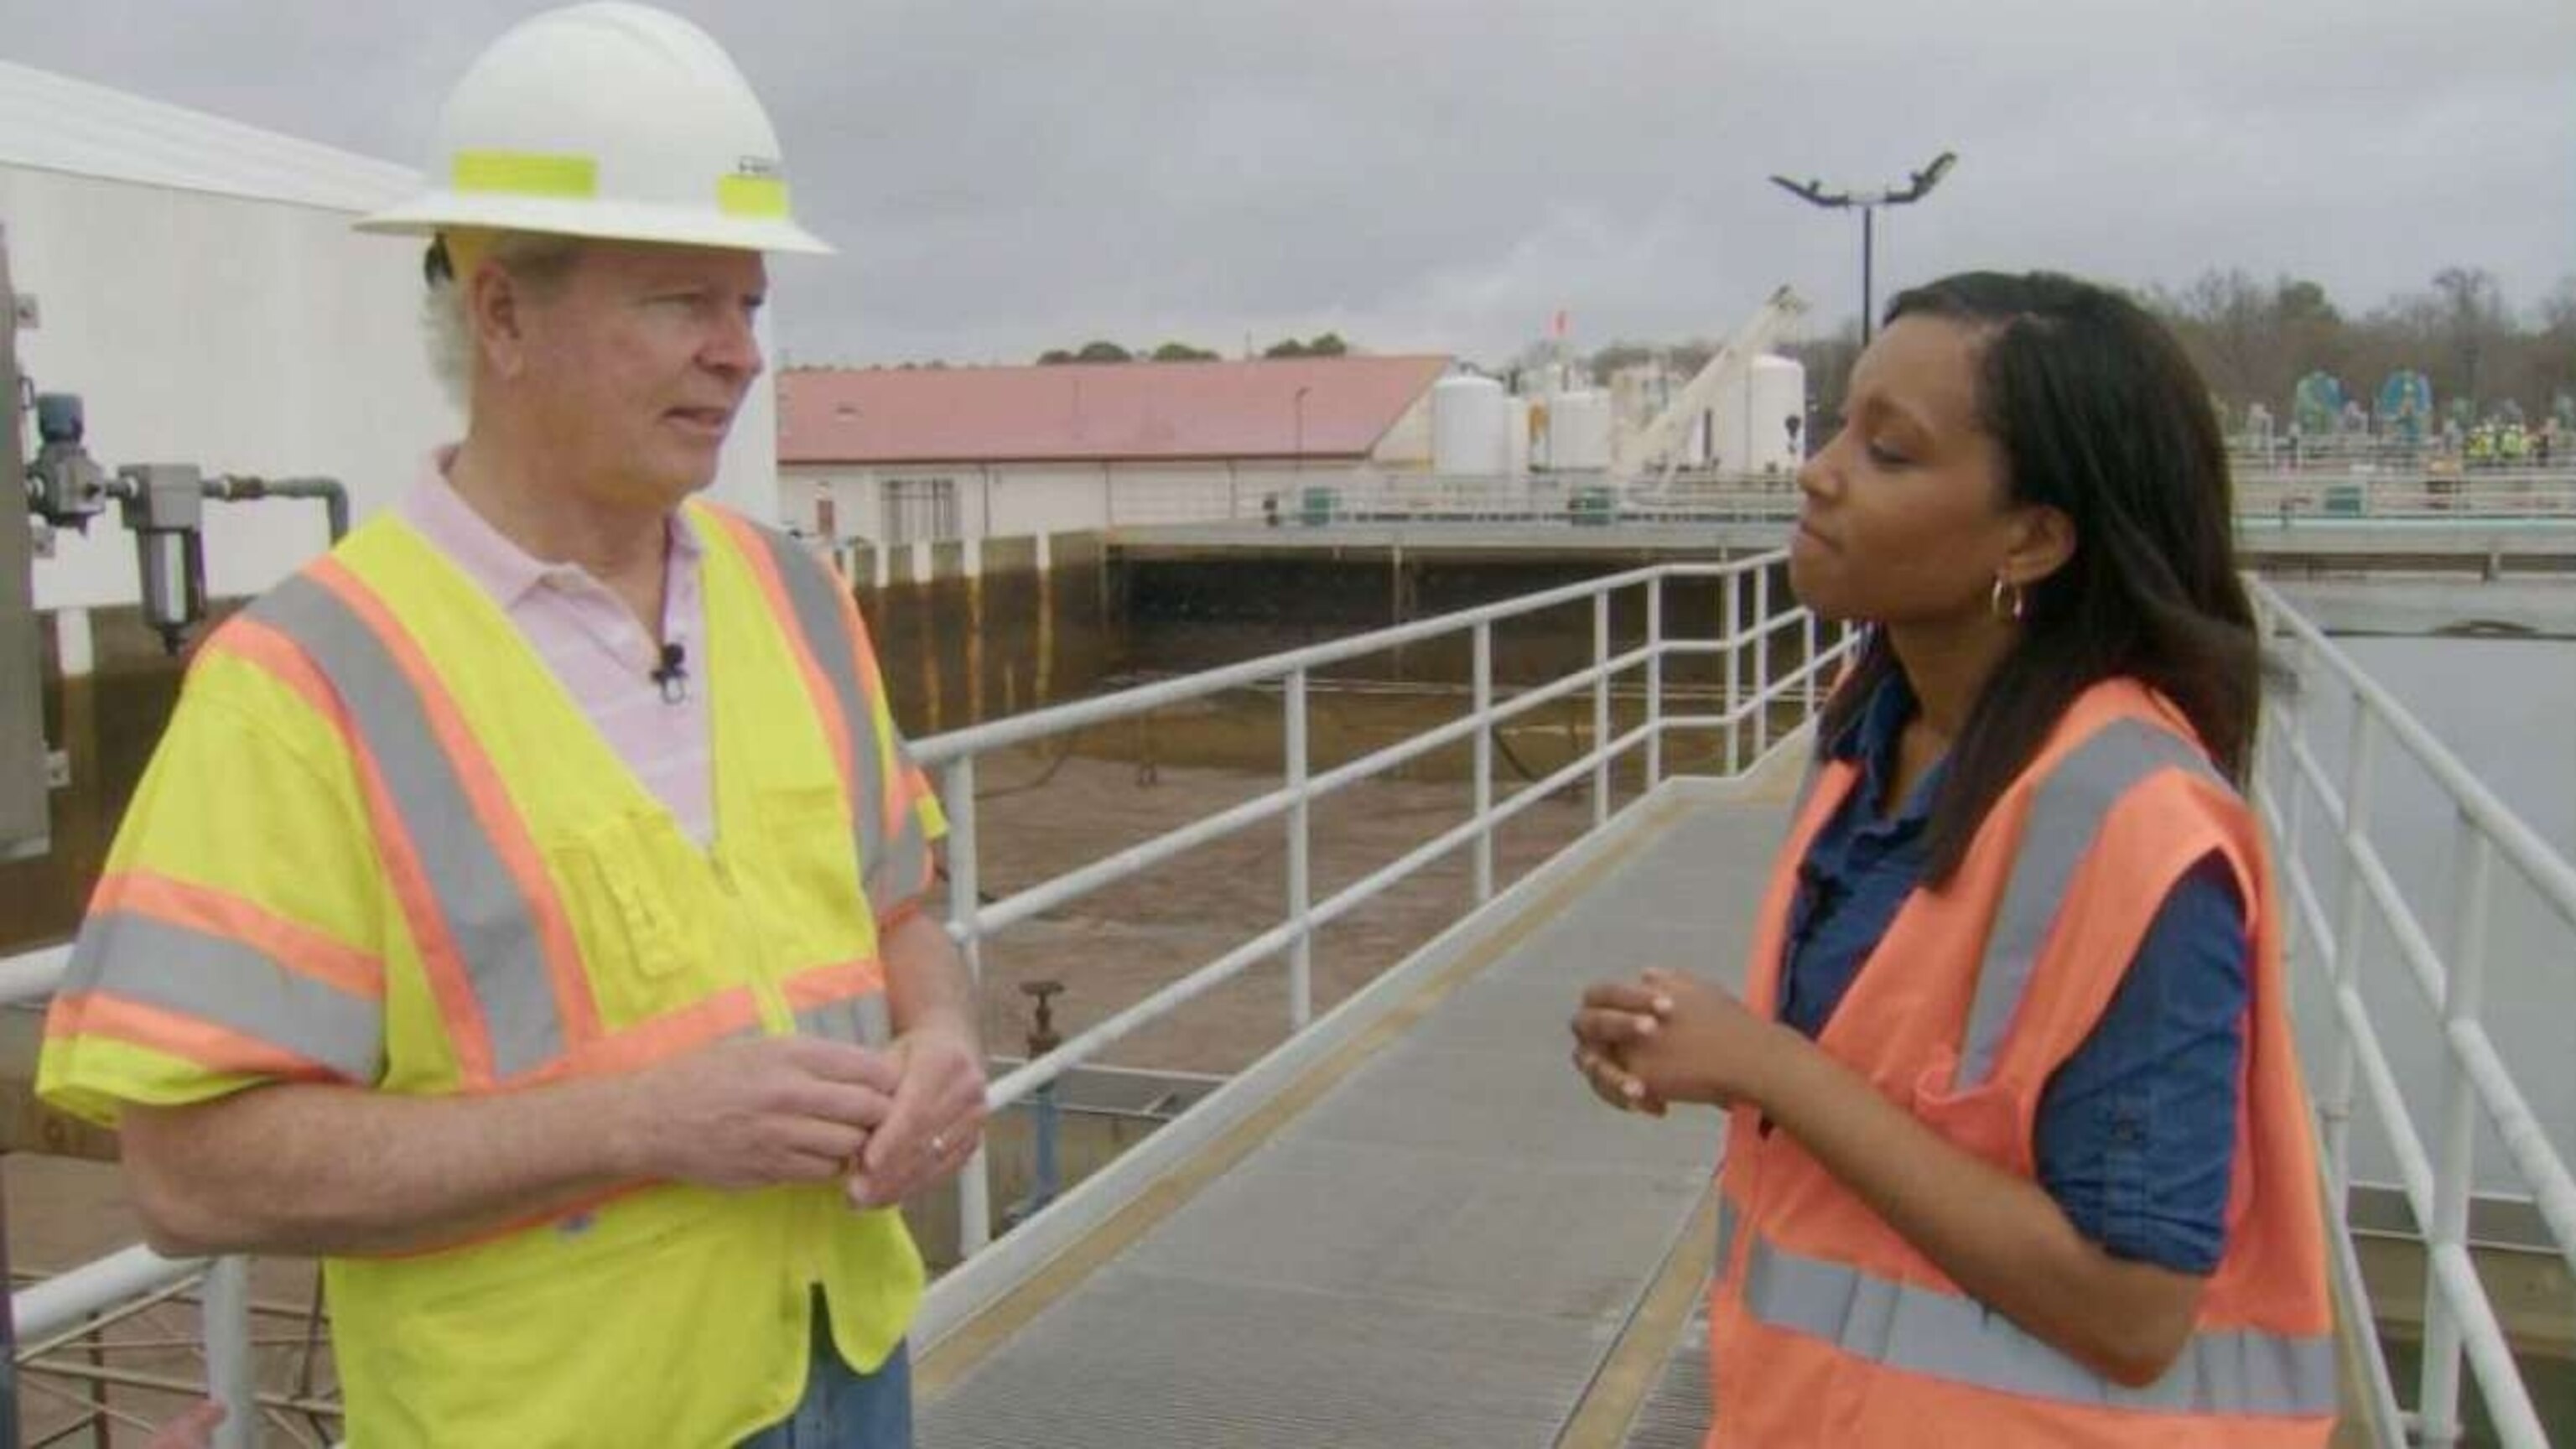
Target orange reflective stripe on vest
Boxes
[243,559,597,1083]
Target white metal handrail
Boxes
[981,467,2576,542]
[920,553,1846,1254]
[2249,575,2573,1449]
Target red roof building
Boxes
[776,356,1449,544]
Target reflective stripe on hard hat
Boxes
[716,174,792,220]
[452,150,598,200]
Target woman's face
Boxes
[1788,315,2038,627]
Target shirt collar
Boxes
[1829,669,1945,828]
[401,447,704,609]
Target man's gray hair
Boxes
[420,231,586,408]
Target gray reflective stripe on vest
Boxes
[251,574,567,1078]
[864,811,936,921]
[734,525,898,894]
[1955,719,2220,1089]
[795,994,891,1047]
[1714,1193,1740,1281]
[1739,1232,2337,1416]
[68,912,383,1082]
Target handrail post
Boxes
[1591,592,1610,829]
[1722,569,1742,775]
[2272,627,2310,963]
[204,1255,253,1449]
[944,755,992,1259]
[2418,813,2495,1449]
[1644,575,1665,787]
[1752,563,1772,759]
[1473,621,1495,902]
[1286,667,1312,1030]
[2323,704,2378,1213]
[1801,605,1818,720]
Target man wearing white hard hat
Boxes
[37,6,984,1445]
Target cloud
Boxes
[8,0,2568,366]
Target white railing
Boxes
[991,468,2576,539]
[0,552,1844,1443]
[911,553,1845,1254]
[2236,470,2576,522]
[2249,577,2574,1449]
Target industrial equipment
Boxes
[3,226,351,851]
[1610,285,1810,484]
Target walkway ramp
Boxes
[917,783,1784,1448]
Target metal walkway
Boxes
[916,782,1783,1448]
[10,556,2568,1446]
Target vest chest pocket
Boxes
[749,783,875,968]
[548,810,722,1023]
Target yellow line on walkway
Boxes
[1555,1186,1718,1449]
[917,797,1691,1399]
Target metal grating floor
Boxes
[922,794,1782,1447]
[1618,1308,1714,1449]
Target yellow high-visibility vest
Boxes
[42,502,943,1447]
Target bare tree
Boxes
[2430,266,2506,410]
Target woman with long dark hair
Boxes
[1571,273,2334,1446]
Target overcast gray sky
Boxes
[6,0,2568,368]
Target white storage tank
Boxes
[1431,373,1510,477]
[1717,354,1806,474]
[1548,389,1613,472]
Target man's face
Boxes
[511,241,768,510]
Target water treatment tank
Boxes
[1431,374,1510,477]
[1719,354,1806,474]
[1547,389,1613,472]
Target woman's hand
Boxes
[1571,968,1797,1111]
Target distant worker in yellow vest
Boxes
[38,6,986,1445]
[1570,273,2333,1446]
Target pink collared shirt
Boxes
[401,454,714,844]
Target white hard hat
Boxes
[358,2,830,254]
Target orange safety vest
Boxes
[42,502,941,1447]
[1706,678,2334,1447]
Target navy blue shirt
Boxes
[1782,674,2246,1275]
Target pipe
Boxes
[207,475,351,543]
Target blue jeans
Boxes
[737,1296,912,1449]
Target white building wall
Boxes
[784,457,1384,542]
[8,168,445,610]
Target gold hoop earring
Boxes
[1990,574,2026,622]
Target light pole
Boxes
[1769,152,1956,345]
[1291,384,1311,475]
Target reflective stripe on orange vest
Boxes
[1957,719,2217,1088]
[1733,1223,2338,1415]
